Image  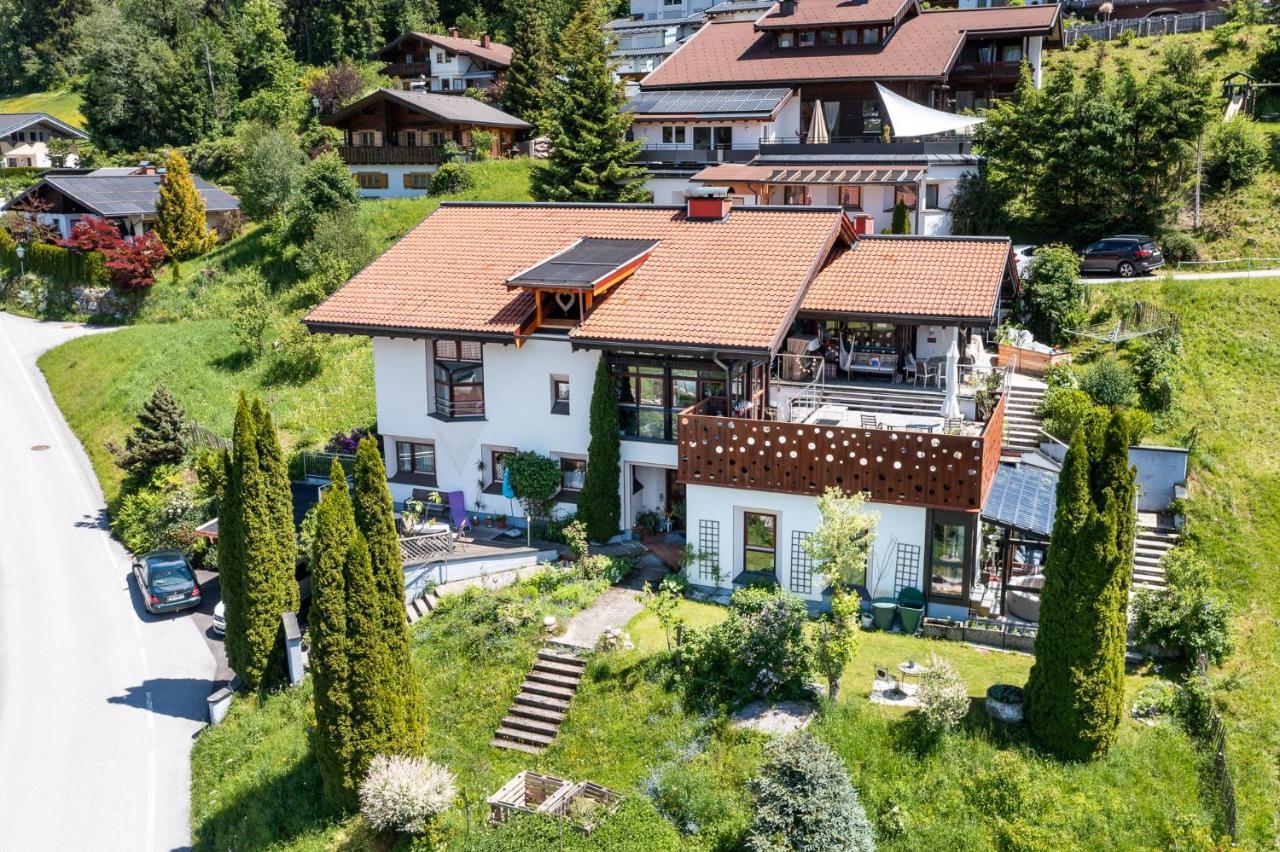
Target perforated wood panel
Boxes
[678,394,1007,512]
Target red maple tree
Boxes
[61,215,168,290]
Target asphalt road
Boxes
[0,313,215,850]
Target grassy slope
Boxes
[0,88,84,126]
[193,591,1211,851]
[1045,26,1280,260]
[38,158,533,504]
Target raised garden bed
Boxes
[997,342,1071,377]
[922,617,1036,652]
[487,771,621,834]
[921,617,964,641]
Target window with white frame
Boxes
[661,126,686,145]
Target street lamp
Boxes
[15,243,25,277]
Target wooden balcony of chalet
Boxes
[676,391,1006,511]
[337,144,444,165]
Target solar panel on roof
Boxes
[625,87,791,117]
[509,238,660,290]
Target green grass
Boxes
[38,158,534,504]
[0,88,84,126]
[1045,24,1273,84]
[193,588,1214,851]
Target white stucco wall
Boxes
[349,164,440,199]
[372,336,601,517]
[683,484,928,603]
[646,177,696,205]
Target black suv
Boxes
[1079,235,1165,278]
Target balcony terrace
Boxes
[635,134,975,167]
[338,144,443,165]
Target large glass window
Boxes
[929,513,971,600]
[862,101,883,135]
[560,457,586,491]
[838,185,862,210]
[783,185,811,206]
[433,339,484,418]
[661,125,686,145]
[614,362,727,441]
[798,30,816,47]
[889,183,918,212]
[743,512,777,576]
[395,441,436,479]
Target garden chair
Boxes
[860,413,881,429]
[446,490,471,549]
[943,417,964,435]
[904,354,918,385]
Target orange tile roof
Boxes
[641,6,1060,87]
[804,234,1012,320]
[305,203,845,352]
[755,0,913,29]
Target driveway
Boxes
[0,313,216,850]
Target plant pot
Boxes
[898,604,924,635]
[872,601,897,631]
[860,613,875,630]
[985,684,1025,723]
[496,517,506,529]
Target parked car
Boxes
[1078,235,1164,277]
[212,601,226,636]
[1012,244,1038,279]
[131,550,201,614]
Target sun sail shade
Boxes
[875,83,984,139]
[805,99,830,144]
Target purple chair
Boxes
[447,490,471,546]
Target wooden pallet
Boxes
[491,648,586,754]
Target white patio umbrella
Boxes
[941,338,962,420]
[805,100,830,144]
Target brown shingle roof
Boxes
[641,5,1060,87]
[305,203,846,352]
[803,234,1012,320]
[755,0,913,29]
[407,32,513,66]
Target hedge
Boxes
[0,242,109,286]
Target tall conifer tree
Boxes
[352,437,424,752]
[503,0,553,130]
[531,0,646,202]
[310,459,357,806]
[578,358,621,541]
[155,150,217,259]
[342,529,399,785]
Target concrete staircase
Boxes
[1002,383,1046,461]
[1133,522,1179,591]
[491,648,587,754]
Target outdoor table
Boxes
[897,661,929,688]
[402,520,451,537]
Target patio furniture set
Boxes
[804,405,974,436]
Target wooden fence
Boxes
[1063,10,1228,45]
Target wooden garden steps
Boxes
[492,648,587,754]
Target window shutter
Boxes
[378,172,388,189]
[372,130,383,146]
[403,173,414,189]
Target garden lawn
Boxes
[38,159,533,505]
[0,88,84,126]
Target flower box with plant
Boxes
[985,684,1025,723]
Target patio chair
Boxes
[860,413,881,429]
[922,361,940,388]
[874,663,900,694]
[943,417,964,435]
[904,354,918,385]
[446,490,471,548]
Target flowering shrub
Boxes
[677,587,811,708]
[359,754,457,836]
[325,426,374,455]
[917,654,969,737]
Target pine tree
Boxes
[155,150,216,260]
[343,528,400,786]
[577,358,621,541]
[503,0,553,130]
[352,436,424,753]
[530,0,646,202]
[1025,418,1132,761]
[890,198,911,234]
[121,385,187,479]
[309,458,357,807]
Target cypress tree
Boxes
[1025,418,1132,760]
[503,0,553,131]
[577,358,621,541]
[890,198,911,234]
[352,437,424,753]
[310,459,357,807]
[121,385,187,479]
[217,445,246,677]
[343,529,400,787]
[252,400,300,614]
[530,0,646,202]
[223,397,268,688]
[155,150,217,260]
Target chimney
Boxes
[135,160,156,176]
[686,186,732,221]
[448,26,459,38]
[479,31,491,47]
[778,0,796,15]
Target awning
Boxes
[982,462,1058,537]
[876,83,984,139]
[692,163,926,185]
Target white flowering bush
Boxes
[359,754,457,835]
[917,654,969,737]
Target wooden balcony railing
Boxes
[676,394,1006,511]
[950,60,1024,78]
[338,145,443,165]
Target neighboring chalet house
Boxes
[322,88,530,198]
[305,194,1045,621]
[609,0,774,82]
[1,113,87,168]
[2,164,240,240]
[629,0,1061,234]
[375,29,512,93]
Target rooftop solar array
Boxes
[625,88,792,118]
[981,462,1058,537]
[40,175,239,216]
[509,238,660,289]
